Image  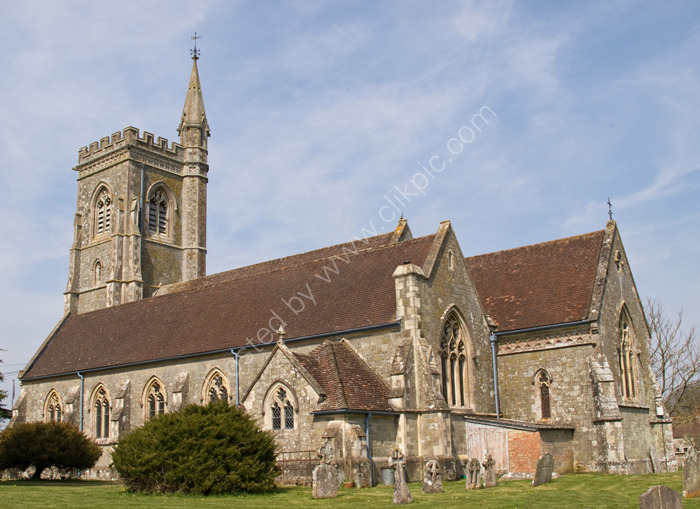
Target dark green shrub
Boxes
[0,421,102,479]
[111,400,278,494]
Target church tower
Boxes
[64,55,210,314]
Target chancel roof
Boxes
[466,229,606,332]
[23,232,435,379]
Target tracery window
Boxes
[148,188,169,235]
[270,387,294,430]
[94,188,112,236]
[619,311,637,399]
[94,386,110,439]
[536,370,552,419]
[206,373,229,402]
[46,391,62,423]
[440,313,470,407]
[146,380,166,419]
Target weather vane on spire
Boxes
[191,32,202,60]
[607,197,613,220]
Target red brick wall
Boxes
[508,429,541,474]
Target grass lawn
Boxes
[1,472,698,508]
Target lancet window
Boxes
[46,391,62,423]
[619,311,637,399]
[270,386,294,431]
[94,386,110,439]
[440,313,470,407]
[536,370,552,419]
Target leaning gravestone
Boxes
[532,452,554,487]
[639,485,682,509]
[389,448,413,504]
[482,453,497,488]
[312,439,338,499]
[684,447,700,498]
[422,459,442,494]
[466,457,481,489]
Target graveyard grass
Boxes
[1,472,699,508]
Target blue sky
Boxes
[0,1,698,408]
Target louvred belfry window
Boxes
[95,189,112,236]
[149,189,168,235]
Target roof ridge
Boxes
[465,229,606,260]
[159,232,436,295]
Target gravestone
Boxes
[422,459,442,493]
[649,447,662,473]
[312,439,338,499]
[639,485,682,509]
[684,447,700,498]
[389,448,413,504]
[532,452,554,487]
[466,457,481,489]
[482,453,497,488]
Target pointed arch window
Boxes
[619,311,637,399]
[94,188,112,236]
[46,391,62,423]
[148,188,170,236]
[94,260,103,286]
[536,370,552,420]
[145,380,166,419]
[270,387,294,430]
[440,313,470,407]
[205,372,229,403]
[93,387,110,439]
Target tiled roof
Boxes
[466,230,606,332]
[23,234,435,379]
[295,340,393,412]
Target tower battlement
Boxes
[77,126,184,165]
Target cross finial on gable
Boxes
[607,197,613,220]
[276,325,286,346]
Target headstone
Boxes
[649,447,662,473]
[389,448,413,504]
[684,447,700,498]
[466,457,481,489]
[482,453,497,488]
[312,439,338,499]
[639,485,682,509]
[422,459,442,494]
[532,452,554,487]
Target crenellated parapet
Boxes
[77,127,184,165]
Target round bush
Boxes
[111,401,278,494]
[0,421,102,479]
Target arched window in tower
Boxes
[94,188,112,236]
[94,260,103,286]
[440,313,470,407]
[269,386,294,431]
[145,379,166,419]
[619,310,637,399]
[148,188,169,235]
[536,370,552,419]
[45,391,62,423]
[93,386,110,439]
[205,371,229,403]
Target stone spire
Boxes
[178,57,210,148]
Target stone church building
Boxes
[11,57,676,483]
